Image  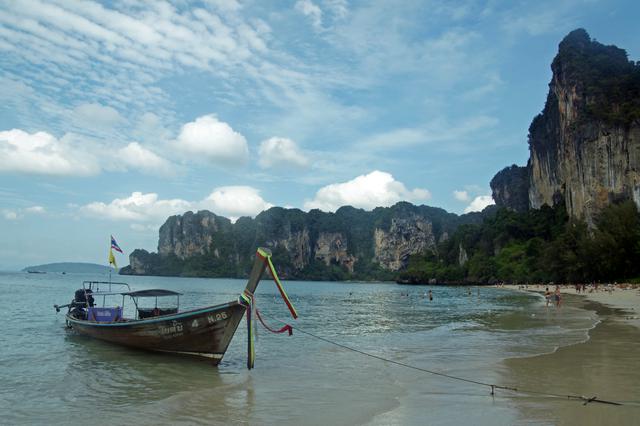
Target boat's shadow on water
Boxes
[60,329,247,408]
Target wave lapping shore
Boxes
[497,284,640,425]
[499,283,640,329]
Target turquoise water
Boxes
[0,272,598,425]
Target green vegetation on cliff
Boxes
[120,202,487,280]
[553,28,640,126]
[400,201,640,284]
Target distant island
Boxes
[22,262,112,274]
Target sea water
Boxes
[0,273,599,425]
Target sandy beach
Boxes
[496,286,640,425]
[501,284,640,329]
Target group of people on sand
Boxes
[544,286,563,308]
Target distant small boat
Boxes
[27,270,46,274]
[54,248,294,366]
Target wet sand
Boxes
[502,284,640,329]
[502,295,640,425]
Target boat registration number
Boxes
[207,311,228,324]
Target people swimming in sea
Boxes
[428,290,433,301]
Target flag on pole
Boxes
[108,248,118,269]
[111,235,123,253]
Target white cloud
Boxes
[362,115,498,151]
[2,210,18,220]
[24,205,45,214]
[118,142,175,176]
[295,0,323,30]
[304,170,430,212]
[130,223,159,232]
[464,195,495,213]
[453,190,470,202]
[81,192,192,222]
[1,205,46,220]
[258,137,309,169]
[324,0,348,19]
[174,115,249,165]
[361,128,426,149]
[72,103,123,128]
[0,129,100,176]
[0,128,178,177]
[201,186,273,220]
[133,112,171,142]
[81,187,272,224]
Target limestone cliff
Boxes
[492,29,640,224]
[490,165,529,212]
[158,210,232,259]
[121,202,484,279]
[373,215,436,271]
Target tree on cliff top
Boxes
[553,28,640,125]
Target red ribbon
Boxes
[255,308,293,336]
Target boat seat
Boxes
[87,307,122,322]
[138,307,178,319]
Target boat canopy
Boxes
[122,289,182,297]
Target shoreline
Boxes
[498,283,640,329]
[499,288,640,425]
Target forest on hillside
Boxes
[399,201,640,285]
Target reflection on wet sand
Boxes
[504,297,640,425]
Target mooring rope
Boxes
[260,312,640,408]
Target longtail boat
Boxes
[53,248,297,368]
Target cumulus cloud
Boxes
[453,190,470,202]
[258,137,309,169]
[118,142,175,176]
[304,170,430,212]
[174,115,249,165]
[0,129,100,176]
[201,186,273,220]
[81,192,192,222]
[81,187,272,224]
[464,195,495,213]
[0,128,176,177]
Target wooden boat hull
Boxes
[66,301,246,364]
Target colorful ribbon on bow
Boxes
[258,248,298,319]
[240,290,256,369]
[255,308,293,335]
[240,251,298,369]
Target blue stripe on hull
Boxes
[66,301,239,327]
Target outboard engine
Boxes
[73,289,95,307]
[69,289,94,319]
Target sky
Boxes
[1,0,639,269]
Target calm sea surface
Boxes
[0,272,599,425]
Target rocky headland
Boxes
[491,29,640,224]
